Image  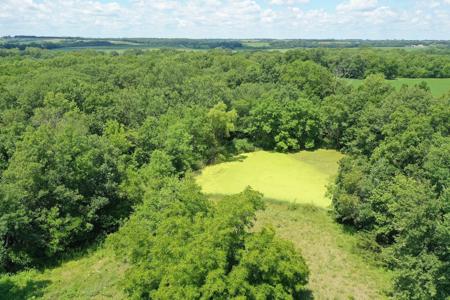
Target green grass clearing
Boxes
[346,77,450,97]
[196,149,344,208]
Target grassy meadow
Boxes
[196,150,344,208]
[346,77,450,96]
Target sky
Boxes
[0,0,449,39]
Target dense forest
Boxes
[0,48,449,299]
[1,46,450,80]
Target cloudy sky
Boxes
[0,0,449,39]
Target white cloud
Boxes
[0,0,449,39]
[336,0,378,12]
[261,9,278,23]
[270,0,309,5]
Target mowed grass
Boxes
[346,77,450,96]
[0,247,127,300]
[196,149,344,208]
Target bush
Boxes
[233,138,255,154]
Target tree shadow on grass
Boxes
[0,277,50,300]
[298,288,315,299]
[221,154,247,163]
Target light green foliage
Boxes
[103,120,133,155]
[207,101,237,141]
[196,150,343,207]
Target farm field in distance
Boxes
[346,77,450,96]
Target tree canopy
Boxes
[0,48,448,298]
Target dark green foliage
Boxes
[329,77,449,299]
[281,60,336,100]
[245,98,322,151]
[0,110,129,270]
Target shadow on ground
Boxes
[298,288,314,299]
[0,277,50,300]
[222,154,247,163]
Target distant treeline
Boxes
[283,48,450,79]
[1,45,449,79]
[0,40,116,50]
[1,36,450,51]
[0,37,245,50]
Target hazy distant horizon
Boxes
[3,35,450,42]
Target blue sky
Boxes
[1,0,449,39]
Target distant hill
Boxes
[1,36,449,51]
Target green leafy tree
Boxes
[0,112,128,270]
[281,60,336,100]
[207,101,237,142]
[112,180,309,299]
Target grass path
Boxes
[197,150,343,207]
[256,201,392,300]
